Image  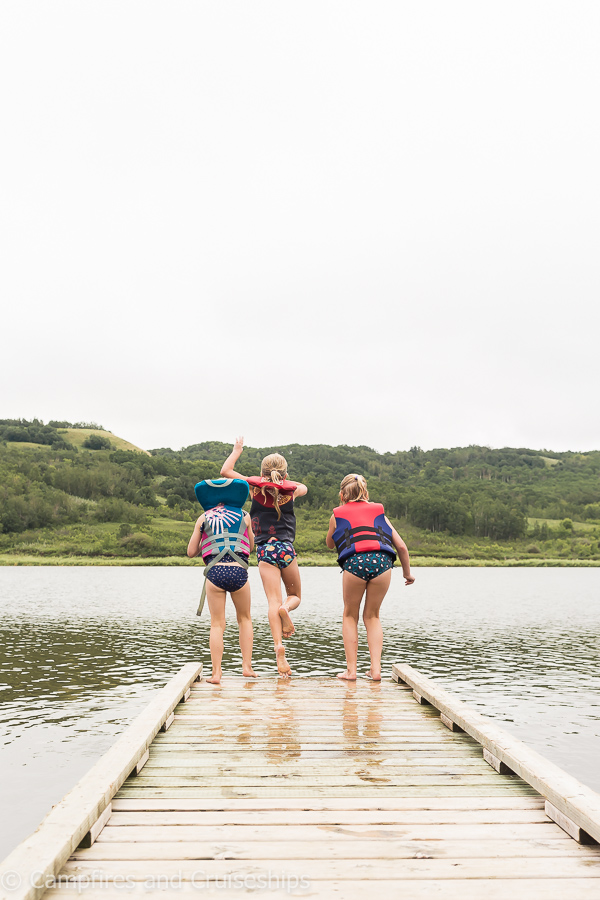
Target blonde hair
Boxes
[340,473,369,504]
[260,453,288,520]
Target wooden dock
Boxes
[2,663,600,898]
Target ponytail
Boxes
[260,453,288,520]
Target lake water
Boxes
[1,566,599,860]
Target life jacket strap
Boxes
[196,515,249,616]
[336,525,395,553]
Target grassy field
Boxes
[58,428,149,454]
[2,554,599,567]
[527,516,596,532]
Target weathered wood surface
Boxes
[0,662,202,900]
[36,672,600,899]
[393,663,600,844]
[44,882,600,900]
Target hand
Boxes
[404,574,415,586]
[234,435,244,454]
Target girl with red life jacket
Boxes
[326,473,415,682]
[220,436,308,677]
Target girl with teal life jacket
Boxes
[187,477,256,684]
[325,473,415,682]
[220,436,308,677]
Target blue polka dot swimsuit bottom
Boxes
[205,554,249,592]
[342,551,395,581]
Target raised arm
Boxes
[325,514,336,550]
[293,481,308,499]
[220,436,249,481]
[187,514,205,558]
[385,516,415,585]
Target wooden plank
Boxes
[484,748,516,776]
[413,691,431,705]
[108,808,551,826]
[43,880,600,900]
[160,712,175,732]
[138,762,495,775]
[112,796,545,811]
[58,857,600,880]
[546,801,598,844]
[0,662,203,900]
[96,822,564,842]
[176,716,438,724]
[77,804,112,849]
[150,743,481,752]
[393,663,600,844]
[120,769,520,789]
[157,720,471,733]
[441,714,464,733]
[147,749,485,760]
[116,786,540,798]
[133,750,149,775]
[72,836,600,860]
[153,734,476,744]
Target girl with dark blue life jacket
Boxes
[220,436,308,678]
[325,473,415,682]
[187,477,256,684]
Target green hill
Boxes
[1,420,599,565]
[59,427,149,454]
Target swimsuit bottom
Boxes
[342,551,395,581]
[205,564,249,592]
[256,540,297,569]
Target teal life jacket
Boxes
[194,478,250,616]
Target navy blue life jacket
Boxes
[332,501,396,566]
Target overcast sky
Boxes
[1,2,599,453]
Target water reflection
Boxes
[0,566,599,858]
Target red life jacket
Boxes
[332,501,396,565]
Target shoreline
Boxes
[1,555,599,567]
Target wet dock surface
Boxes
[47,676,600,898]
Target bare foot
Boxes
[279,605,295,638]
[276,645,292,677]
[365,669,382,681]
[337,671,357,681]
[242,665,258,678]
[207,672,222,684]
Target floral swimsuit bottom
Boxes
[342,551,395,581]
[256,541,297,569]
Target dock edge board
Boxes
[0,661,203,900]
[392,663,600,845]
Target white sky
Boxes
[1,2,599,453]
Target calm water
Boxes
[0,566,599,859]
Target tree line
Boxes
[1,423,600,544]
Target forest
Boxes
[1,419,600,564]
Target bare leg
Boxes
[363,570,392,681]
[206,583,227,684]
[231,580,256,677]
[337,571,366,681]
[279,559,302,637]
[259,561,292,676]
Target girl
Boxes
[325,473,415,682]
[187,483,256,684]
[220,436,308,677]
